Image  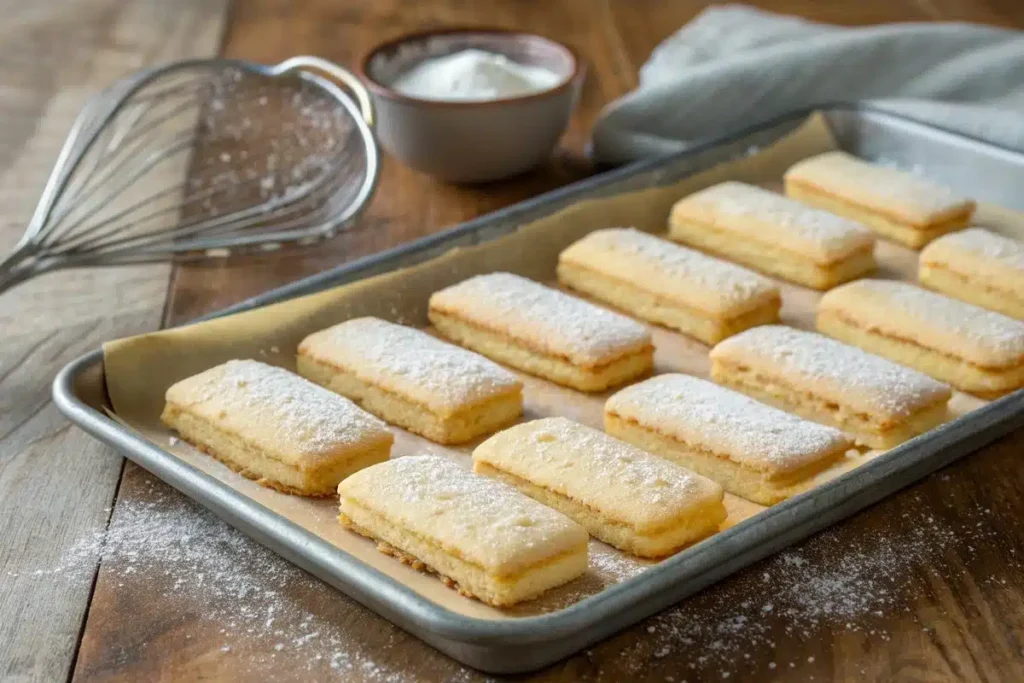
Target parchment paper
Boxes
[102,113,1021,621]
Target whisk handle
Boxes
[273,56,375,127]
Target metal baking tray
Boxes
[54,106,1024,674]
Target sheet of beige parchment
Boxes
[101,113,1022,621]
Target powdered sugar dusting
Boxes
[622,485,1011,680]
[12,470,1012,679]
[429,272,652,365]
[167,359,390,463]
[679,181,874,261]
[825,280,1024,367]
[786,151,973,221]
[301,317,520,414]
[340,455,587,575]
[607,374,849,473]
[925,227,1024,270]
[476,417,721,531]
[711,326,950,419]
[560,228,778,317]
[588,544,653,583]
[10,478,444,681]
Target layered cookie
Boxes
[709,326,952,449]
[298,317,523,444]
[817,279,1024,398]
[785,151,975,248]
[473,417,726,557]
[337,455,588,607]
[428,272,654,392]
[919,227,1024,319]
[668,181,876,289]
[605,374,851,505]
[557,227,781,345]
[161,360,393,496]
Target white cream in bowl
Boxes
[391,49,561,102]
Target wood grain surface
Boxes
[3,1,1023,682]
[0,2,227,682]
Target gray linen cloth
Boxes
[591,5,1024,165]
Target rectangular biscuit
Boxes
[337,455,588,607]
[297,317,523,444]
[604,374,851,505]
[557,227,781,345]
[428,272,654,392]
[473,417,726,557]
[817,279,1024,398]
[709,326,951,449]
[784,151,976,248]
[919,227,1024,320]
[668,181,876,289]
[161,360,393,496]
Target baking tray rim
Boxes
[51,103,1024,652]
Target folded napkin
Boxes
[591,5,1024,165]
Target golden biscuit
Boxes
[428,272,653,392]
[161,360,393,496]
[668,181,876,289]
[473,417,726,557]
[919,227,1024,319]
[817,279,1024,398]
[709,326,951,449]
[605,374,851,505]
[338,455,588,607]
[298,317,523,444]
[558,228,781,344]
[785,151,975,248]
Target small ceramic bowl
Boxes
[360,28,582,183]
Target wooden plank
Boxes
[75,0,1024,681]
[0,2,229,682]
[917,0,1024,23]
[2,317,148,682]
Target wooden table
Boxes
[4,1,1024,681]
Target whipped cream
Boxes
[391,48,560,102]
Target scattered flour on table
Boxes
[9,475,1015,681]
[11,479,470,682]
[612,482,1016,679]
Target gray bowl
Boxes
[360,28,583,183]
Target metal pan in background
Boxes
[53,106,1024,674]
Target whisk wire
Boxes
[44,83,216,237]
[48,131,197,247]
[0,56,378,293]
